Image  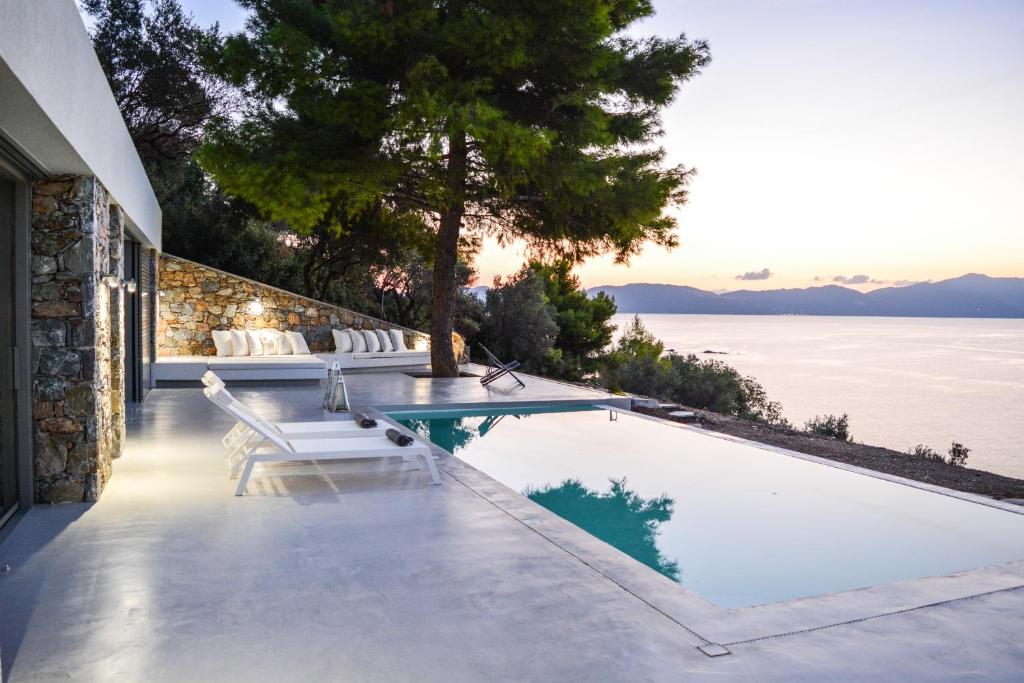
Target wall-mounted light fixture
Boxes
[102,274,120,289]
[247,299,264,316]
[124,279,138,294]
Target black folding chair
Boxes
[479,344,526,388]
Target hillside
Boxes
[588,274,1024,318]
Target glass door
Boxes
[0,176,18,527]
[124,239,142,402]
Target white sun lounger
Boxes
[202,385,441,495]
[201,371,386,458]
[203,383,395,478]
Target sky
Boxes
[146,0,1024,292]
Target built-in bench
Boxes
[153,350,433,383]
[154,323,433,383]
[154,355,328,383]
[318,350,431,370]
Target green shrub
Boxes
[804,414,851,441]
[529,261,617,381]
[947,442,971,467]
[477,269,559,372]
[907,442,970,467]
[908,444,945,463]
[602,317,790,427]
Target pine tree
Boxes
[200,0,710,375]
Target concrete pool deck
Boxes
[2,373,1023,681]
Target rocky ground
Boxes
[634,406,1024,501]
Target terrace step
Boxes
[630,397,660,409]
[668,410,696,419]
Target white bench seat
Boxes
[318,351,430,369]
[208,356,326,370]
[154,354,327,382]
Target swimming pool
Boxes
[390,406,1024,608]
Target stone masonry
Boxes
[30,176,125,503]
[158,254,429,356]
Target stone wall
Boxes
[157,254,429,356]
[30,176,125,503]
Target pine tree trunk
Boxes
[430,127,467,377]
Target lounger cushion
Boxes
[246,330,265,356]
[286,330,311,355]
[261,435,419,455]
[361,330,381,353]
[375,329,394,352]
[390,329,408,351]
[332,328,353,353]
[230,330,250,356]
[212,330,233,357]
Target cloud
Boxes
[832,274,871,285]
[892,279,930,287]
[831,274,889,285]
[736,268,772,281]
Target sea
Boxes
[611,314,1024,479]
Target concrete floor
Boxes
[334,362,631,410]
[2,377,1023,681]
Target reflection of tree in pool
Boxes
[400,412,534,454]
[526,478,680,581]
[399,418,478,454]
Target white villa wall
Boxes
[0,0,161,248]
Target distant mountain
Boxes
[468,285,490,302]
[588,274,1024,318]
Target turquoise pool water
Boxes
[391,406,1024,607]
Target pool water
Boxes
[391,406,1024,608]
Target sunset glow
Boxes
[176,0,1024,292]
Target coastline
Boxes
[634,405,1024,501]
[614,314,1024,479]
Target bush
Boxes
[947,442,970,468]
[804,414,851,441]
[529,261,617,381]
[906,442,971,467]
[908,444,945,463]
[476,268,559,372]
[602,317,790,427]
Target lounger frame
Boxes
[478,344,526,388]
[201,374,441,495]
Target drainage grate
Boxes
[698,643,731,658]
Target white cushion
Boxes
[273,330,292,355]
[375,329,394,352]
[332,328,353,353]
[351,329,367,353]
[287,330,311,355]
[255,330,272,355]
[261,329,281,355]
[230,330,249,356]
[246,330,265,356]
[389,329,407,351]
[361,329,381,353]
[212,330,233,357]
